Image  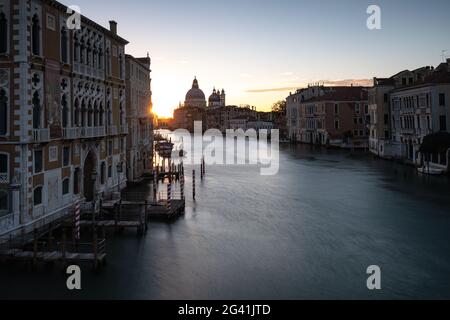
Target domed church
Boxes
[208,88,226,108]
[185,77,207,108]
[184,77,225,108]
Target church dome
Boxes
[209,89,221,102]
[185,78,206,102]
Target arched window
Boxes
[0,12,8,54]
[98,48,103,70]
[80,38,85,64]
[119,101,124,127]
[32,91,41,129]
[93,101,99,126]
[73,33,79,62]
[86,39,91,66]
[105,47,111,75]
[81,99,86,127]
[0,89,7,135]
[73,98,80,126]
[33,186,42,206]
[61,94,68,128]
[87,101,93,127]
[119,54,123,79]
[32,14,40,56]
[61,27,68,63]
[107,100,112,126]
[62,178,70,195]
[0,189,9,216]
[99,103,104,126]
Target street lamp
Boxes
[116,162,123,193]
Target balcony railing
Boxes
[107,126,118,136]
[81,126,106,138]
[32,128,50,143]
[63,127,81,140]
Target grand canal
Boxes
[1,137,450,299]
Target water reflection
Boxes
[1,135,450,299]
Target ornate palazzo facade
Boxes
[0,0,129,237]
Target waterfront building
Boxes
[287,86,369,148]
[390,59,450,166]
[286,85,330,141]
[125,54,153,183]
[368,67,434,158]
[0,0,128,237]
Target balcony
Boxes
[63,127,81,140]
[32,128,50,143]
[107,126,118,136]
[81,126,106,138]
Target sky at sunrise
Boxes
[60,0,450,117]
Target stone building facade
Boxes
[0,0,128,237]
[125,54,153,183]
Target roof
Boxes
[391,65,450,93]
[46,0,129,45]
[303,86,368,103]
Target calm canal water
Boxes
[1,138,450,300]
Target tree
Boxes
[271,100,286,114]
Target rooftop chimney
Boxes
[109,20,117,35]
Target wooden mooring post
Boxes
[193,170,196,200]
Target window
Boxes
[365,105,369,115]
[383,94,388,103]
[46,14,55,31]
[355,104,360,114]
[49,146,58,162]
[61,94,68,128]
[0,88,7,135]
[439,93,446,106]
[63,146,70,167]
[62,179,70,195]
[33,186,43,206]
[384,130,389,139]
[108,141,113,156]
[384,114,389,125]
[34,149,43,174]
[61,27,68,63]
[334,104,339,115]
[0,190,9,216]
[0,12,7,54]
[334,120,339,130]
[108,165,112,178]
[440,116,447,131]
[100,162,106,184]
[32,14,41,56]
[32,91,41,129]
[73,168,80,194]
[0,153,8,183]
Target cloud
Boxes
[240,73,253,78]
[321,79,373,87]
[246,79,373,93]
[177,60,189,64]
[246,87,300,93]
[281,72,294,76]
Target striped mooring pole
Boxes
[180,172,185,200]
[74,202,81,240]
[167,183,172,212]
[192,170,196,200]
